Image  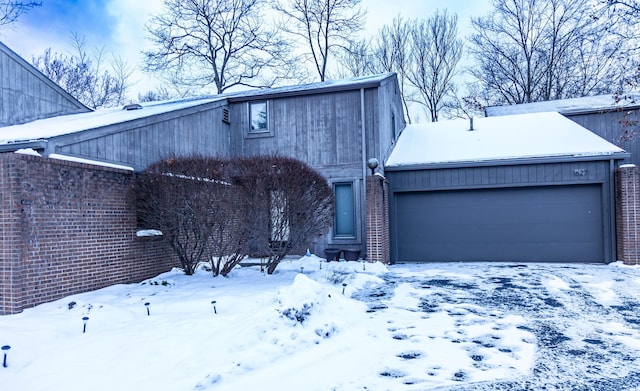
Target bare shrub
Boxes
[132,156,243,276]
[230,156,334,274]
[133,155,333,276]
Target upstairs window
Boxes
[249,101,268,132]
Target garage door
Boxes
[394,185,604,262]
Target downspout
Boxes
[609,158,617,262]
[361,88,367,252]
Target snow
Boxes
[4,258,640,389]
[0,97,221,145]
[14,148,41,156]
[485,92,640,116]
[386,111,626,167]
[49,154,134,171]
[136,229,163,237]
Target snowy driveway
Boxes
[352,262,640,390]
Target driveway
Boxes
[351,262,640,390]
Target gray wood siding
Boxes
[229,89,365,166]
[568,110,639,166]
[387,160,612,192]
[0,42,88,127]
[51,105,231,171]
[373,75,405,170]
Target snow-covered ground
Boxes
[2,257,640,390]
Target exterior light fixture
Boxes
[367,158,379,176]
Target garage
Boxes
[394,185,603,262]
[385,112,627,263]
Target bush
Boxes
[229,156,334,274]
[132,155,334,276]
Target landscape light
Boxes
[342,283,347,295]
[211,300,217,315]
[145,302,151,316]
[82,317,89,333]
[300,266,304,274]
[2,345,10,368]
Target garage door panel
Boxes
[395,185,603,262]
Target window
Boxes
[334,182,355,238]
[391,111,396,142]
[249,101,268,132]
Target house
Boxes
[0,40,402,313]
[0,72,404,256]
[2,39,638,315]
[385,112,627,264]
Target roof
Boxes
[224,73,395,102]
[485,93,640,117]
[0,73,396,147]
[0,96,223,146]
[385,112,627,169]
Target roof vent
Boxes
[123,103,143,111]
[222,107,230,124]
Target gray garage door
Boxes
[395,185,604,262]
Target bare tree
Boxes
[144,0,293,94]
[372,16,414,123]
[0,1,40,28]
[335,39,375,79]
[32,34,132,109]
[468,0,628,105]
[407,11,463,122]
[274,0,366,82]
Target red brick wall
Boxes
[366,174,390,263]
[615,164,640,265]
[0,153,178,315]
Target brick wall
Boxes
[366,174,390,264]
[615,164,640,265]
[0,153,178,315]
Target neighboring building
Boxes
[485,93,640,166]
[385,112,627,264]
[0,41,89,127]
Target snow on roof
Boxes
[0,73,395,146]
[223,73,394,101]
[385,112,626,167]
[485,93,640,116]
[0,96,223,145]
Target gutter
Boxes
[0,140,48,153]
[384,152,631,172]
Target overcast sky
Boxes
[0,0,491,96]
